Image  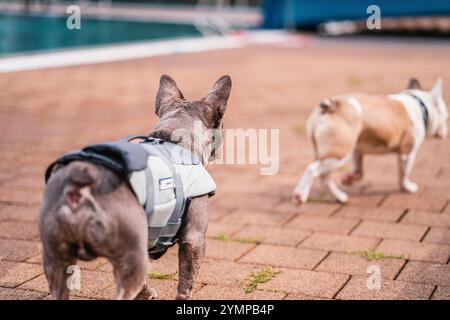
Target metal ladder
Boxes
[194,0,250,37]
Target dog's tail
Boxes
[64,162,99,211]
[320,98,339,113]
[61,162,107,260]
[68,162,99,187]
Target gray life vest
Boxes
[45,136,216,259]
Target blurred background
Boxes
[1,1,450,301]
[1,0,450,57]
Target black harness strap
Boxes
[406,93,429,130]
[45,150,127,183]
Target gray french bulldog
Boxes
[38,75,232,300]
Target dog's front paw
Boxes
[148,288,158,300]
[402,180,419,193]
[176,293,191,300]
[135,286,158,300]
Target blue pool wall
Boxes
[262,0,450,29]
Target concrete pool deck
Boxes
[0,31,309,73]
[0,37,450,299]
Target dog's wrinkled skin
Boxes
[292,78,448,205]
[39,75,232,300]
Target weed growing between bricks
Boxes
[352,250,406,261]
[242,267,281,294]
[211,232,262,244]
[148,272,176,280]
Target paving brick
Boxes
[219,209,295,227]
[336,277,434,300]
[0,172,17,184]
[194,284,285,300]
[205,239,255,261]
[0,188,42,204]
[208,198,236,222]
[76,259,109,271]
[444,203,450,215]
[218,193,281,212]
[74,279,179,300]
[344,194,386,208]
[148,279,191,300]
[284,293,324,300]
[336,206,404,222]
[198,259,266,287]
[73,284,117,300]
[315,252,405,280]
[423,227,450,245]
[0,239,41,262]
[351,221,427,241]
[217,178,262,197]
[0,287,46,300]
[273,201,340,217]
[15,165,46,177]
[18,270,115,298]
[258,268,349,299]
[206,221,244,238]
[402,211,450,227]
[3,38,450,301]
[233,225,311,246]
[94,253,177,282]
[0,204,39,222]
[239,244,327,270]
[0,261,43,287]
[95,257,115,272]
[0,221,39,240]
[42,294,94,300]
[377,239,450,264]
[431,286,450,300]
[285,214,360,234]
[2,176,44,190]
[148,249,179,276]
[396,261,450,286]
[382,194,446,211]
[300,233,379,253]
[253,174,298,198]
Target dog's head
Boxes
[407,77,448,139]
[151,75,232,165]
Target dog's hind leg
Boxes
[341,151,363,185]
[43,252,77,300]
[292,156,351,205]
[323,174,349,203]
[176,195,208,300]
[292,161,320,205]
[112,248,149,300]
[321,156,352,203]
[398,148,420,193]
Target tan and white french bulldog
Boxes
[292,78,448,205]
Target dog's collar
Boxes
[405,92,429,130]
[147,130,180,145]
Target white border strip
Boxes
[0,31,307,73]
[0,36,242,73]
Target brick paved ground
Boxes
[0,37,449,299]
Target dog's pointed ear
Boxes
[155,75,184,117]
[431,78,443,100]
[320,98,339,113]
[407,78,422,90]
[203,75,232,121]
